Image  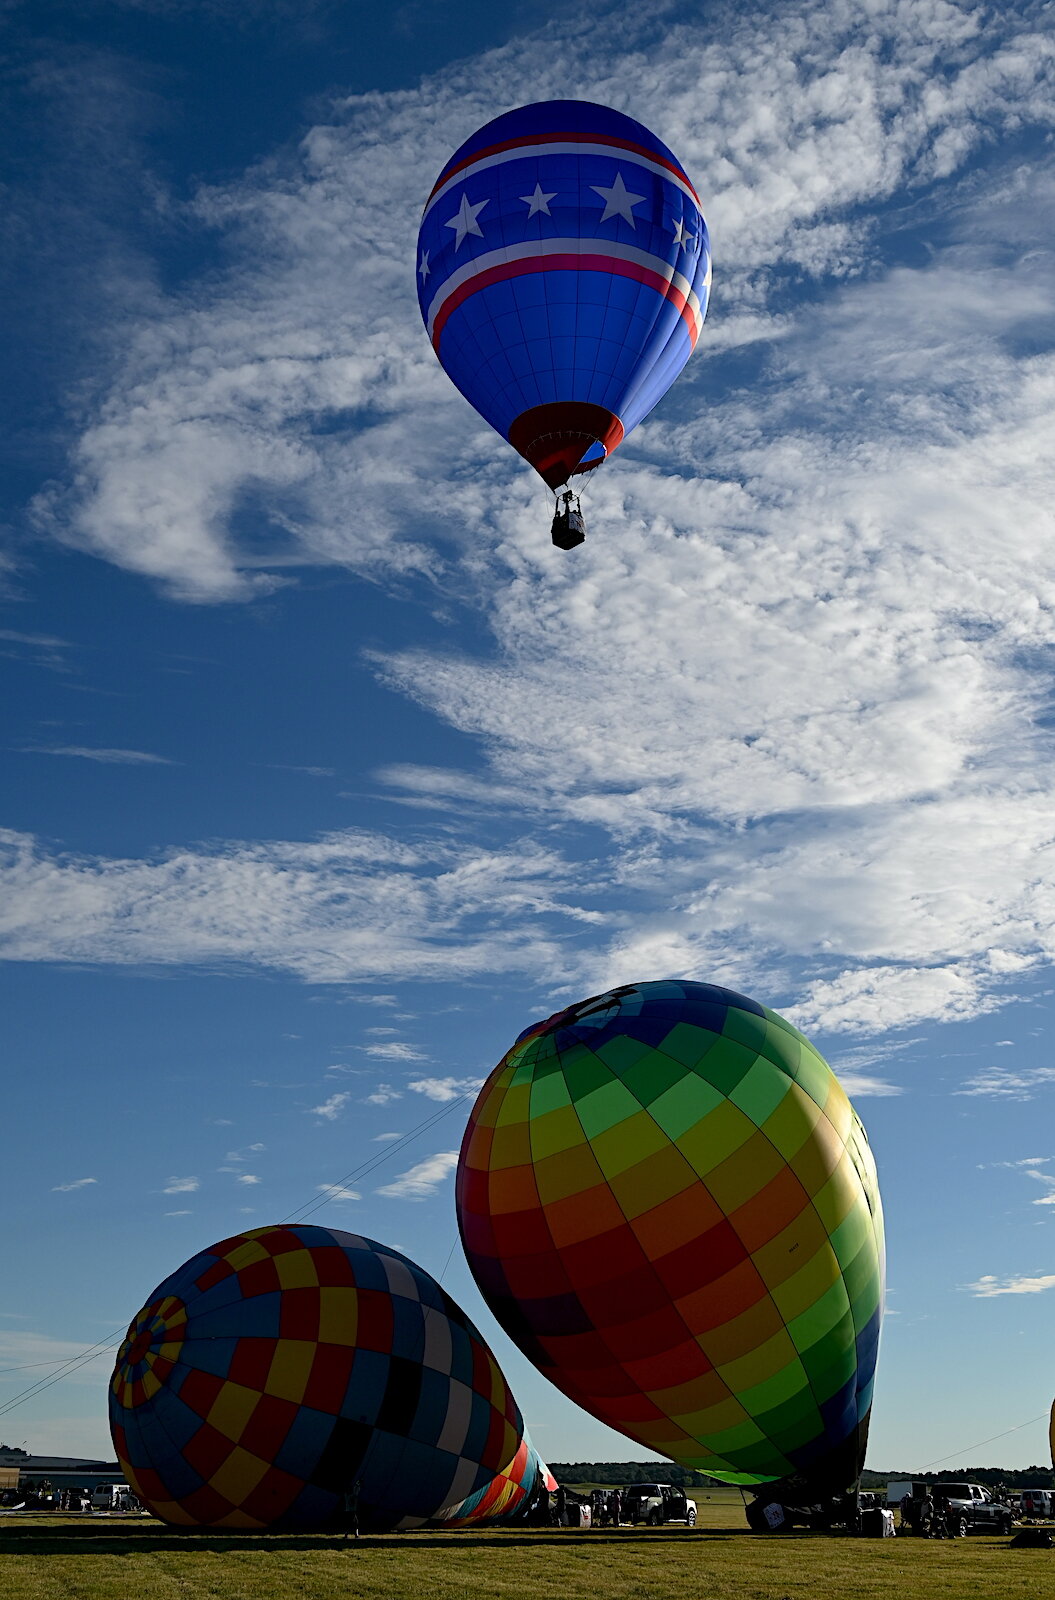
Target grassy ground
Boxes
[0,1512,1049,1600]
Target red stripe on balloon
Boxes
[431,253,699,347]
[429,130,700,204]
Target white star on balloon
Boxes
[418,249,431,280]
[591,170,646,227]
[520,183,557,217]
[445,192,489,250]
[672,218,695,247]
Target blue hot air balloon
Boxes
[416,100,711,547]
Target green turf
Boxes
[0,1514,1049,1600]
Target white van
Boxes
[1020,1489,1054,1519]
[90,1483,134,1511]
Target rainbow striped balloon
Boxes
[457,981,884,1490]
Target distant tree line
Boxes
[548,1462,727,1488]
[550,1461,1055,1492]
[863,1466,1055,1490]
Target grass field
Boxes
[1,1507,1049,1600]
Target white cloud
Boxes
[967,1273,1055,1297]
[372,1132,400,1141]
[407,1076,484,1103]
[0,827,583,984]
[358,1041,428,1061]
[957,1066,1055,1100]
[376,1150,459,1201]
[164,1209,192,1216]
[362,1083,402,1105]
[237,1173,261,1185]
[978,1155,1055,1208]
[51,1177,97,1192]
[981,1158,1051,1168]
[308,1092,350,1121]
[316,1183,361,1202]
[20,746,175,765]
[266,764,335,777]
[0,628,72,649]
[829,1072,904,1099]
[161,1176,199,1194]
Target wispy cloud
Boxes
[19,745,175,765]
[978,1156,1055,1208]
[957,1067,1055,1100]
[358,1041,428,1061]
[362,1083,402,1105]
[267,764,335,778]
[0,828,581,985]
[316,1183,361,1202]
[51,1177,97,1192]
[162,1176,199,1194]
[0,629,72,649]
[967,1273,1055,1297]
[237,1173,261,1185]
[376,1150,458,1201]
[830,1072,904,1099]
[980,1157,1051,1169]
[407,1076,483,1103]
[164,1209,192,1216]
[308,1092,350,1122]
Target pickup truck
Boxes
[932,1483,1014,1536]
[623,1483,698,1526]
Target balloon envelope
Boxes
[457,981,885,1491]
[110,1225,553,1529]
[417,100,711,489]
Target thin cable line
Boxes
[0,1355,115,1376]
[280,1093,471,1224]
[3,1092,475,1422]
[0,1336,126,1422]
[919,1412,1049,1470]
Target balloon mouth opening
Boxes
[508,402,623,490]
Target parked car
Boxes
[623,1483,698,1526]
[932,1483,1014,1536]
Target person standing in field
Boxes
[342,1478,362,1542]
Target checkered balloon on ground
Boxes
[111,1225,552,1529]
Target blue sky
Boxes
[2,0,1054,1475]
